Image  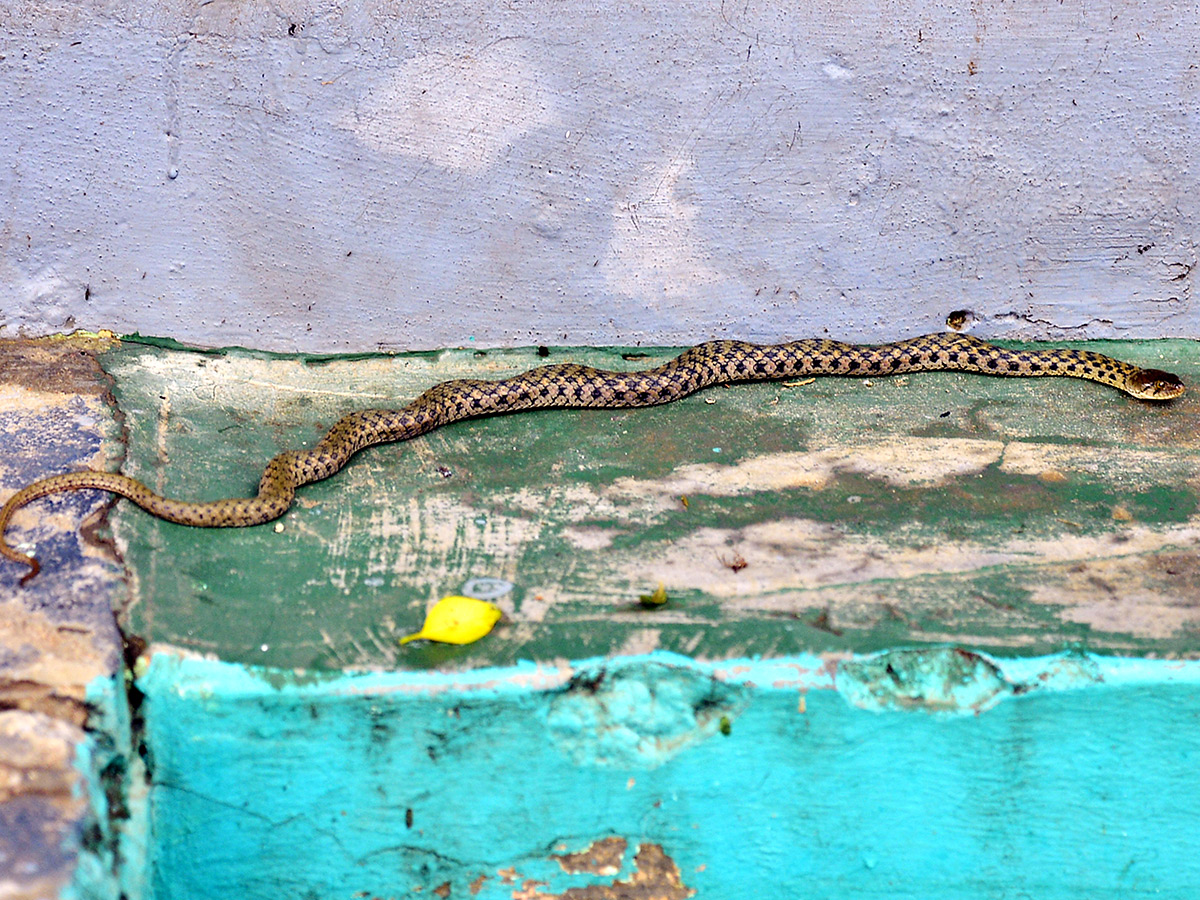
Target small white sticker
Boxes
[461,577,515,600]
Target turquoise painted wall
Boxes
[120,651,1200,899]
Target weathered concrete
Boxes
[0,712,88,900]
[1,2,1196,351]
[0,337,127,900]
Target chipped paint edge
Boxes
[134,645,1200,708]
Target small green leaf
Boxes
[638,582,669,608]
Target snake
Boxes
[0,332,1184,584]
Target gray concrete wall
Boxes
[1,1,1196,353]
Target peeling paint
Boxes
[609,438,1006,496]
[1034,550,1200,638]
[999,442,1200,481]
[552,837,627,875]
[630,518,1200,604]
[546,659,747,768]
[837,647,1013,713]
[528,843,694,899]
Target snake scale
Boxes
[0,332,1184,583]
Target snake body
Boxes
[0,332,1184,583]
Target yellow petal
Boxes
[400,595,502,645]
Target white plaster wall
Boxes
[0,1,1197,352]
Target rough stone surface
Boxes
[0,337,126,900]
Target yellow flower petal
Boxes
[400,595,502,645]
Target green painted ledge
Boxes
[95,337,1200,667]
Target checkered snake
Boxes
[0,332,1184,583]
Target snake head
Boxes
[1129,368,1185,401]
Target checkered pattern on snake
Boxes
[0,332,1184,583]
